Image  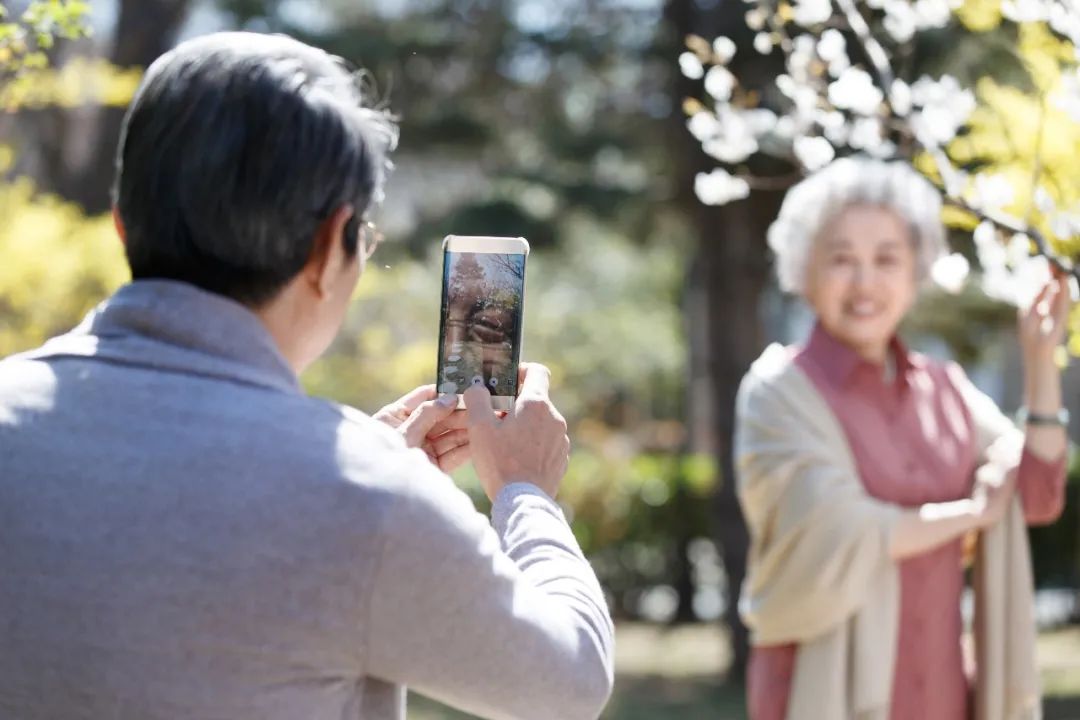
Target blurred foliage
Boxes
[904,282,1015,365]
[1029,452,1080,589]
[564,450,717,618]
[0,179,128,355]
[441,446,719,619]
[0,0,90,80]
[214,0,677,254]
[947,23,1080,255]
[0,1,121,355]
[1,56,142,110]
[910,14,1080,358]
[307,212,687,429]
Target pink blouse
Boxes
[747,325,1067,720]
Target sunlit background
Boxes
[2,0,1079,716]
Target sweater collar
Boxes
[23,280,301,395]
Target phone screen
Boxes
[437,250,526,398]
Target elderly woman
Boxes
[735,157,1070,720]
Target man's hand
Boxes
[464,363,570,501]
[374,385,471,473]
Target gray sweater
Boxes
[0,281,614,720]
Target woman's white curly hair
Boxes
[767,156,948,295]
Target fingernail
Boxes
[437,393,457,408]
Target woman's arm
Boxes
[1021,277,1070,460]
[890,471,1015,560]
[1016,277,1071,524]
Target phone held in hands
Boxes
[436,235,530,411]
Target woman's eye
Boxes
[877,254,899,267]
[830,254,854,266]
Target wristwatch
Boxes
[1017,407,1071,427]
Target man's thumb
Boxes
[463,385,496,427]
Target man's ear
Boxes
[304,205,354,299]
[112,206,126,245]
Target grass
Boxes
[407,622,1080,719]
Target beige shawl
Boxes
[735,344,1040,720]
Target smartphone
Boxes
[436,235,530,411]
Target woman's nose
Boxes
[852,262,875,288]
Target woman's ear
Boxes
[304,205,355,299]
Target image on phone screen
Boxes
[437,249,525,399]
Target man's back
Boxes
[0,282,419,718]
[0,282,613,720]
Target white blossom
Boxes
[909,74,952,106]
[793,0,833,27]
[909,75,975,145]
[975,223,1049,308]
[817,29,846,63]
[867,138,898,159]
[938,161,969,198]
[817,29,850,76]
[1052,69,1080,122]
[695,168,751,205]
[679,52,704,80]
[974,221,1006,273]
[984,253,1051,309]
[931,253,970,293]
[704,65,736,102]
[1002,0,1049,22]
[793,135,836,171]
[754,32,774,55]
[742,107,779,135]
[701,108,759,163]
[914,0,952,28]
[850,116,883,150]
[818,110,850,145]
[687,112,721,142]
[980,267,1015,305]
[828,67,884,115]
[911,107,952,145]
[1049,3,1080,44]
[777,73,820,124]
[1050,209,1080,239]
[884,0,918,42]
[973,173,1015,213]
[827,53,850,78]
[1034,186,1056,215]
[745,7,767,31]
[774,116,797,143]
[703,136,758,163]
[889,78,913,116]
[713,36,737,64]
[789,34,817,79]
[1007,232,1032,267]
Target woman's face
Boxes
[804,204,918,362]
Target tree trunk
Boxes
[28,0,192,212]
[664,0,786,681]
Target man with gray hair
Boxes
[0,32,614,720]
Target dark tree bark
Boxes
[29,0,192,212]
[664,0,785,682]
